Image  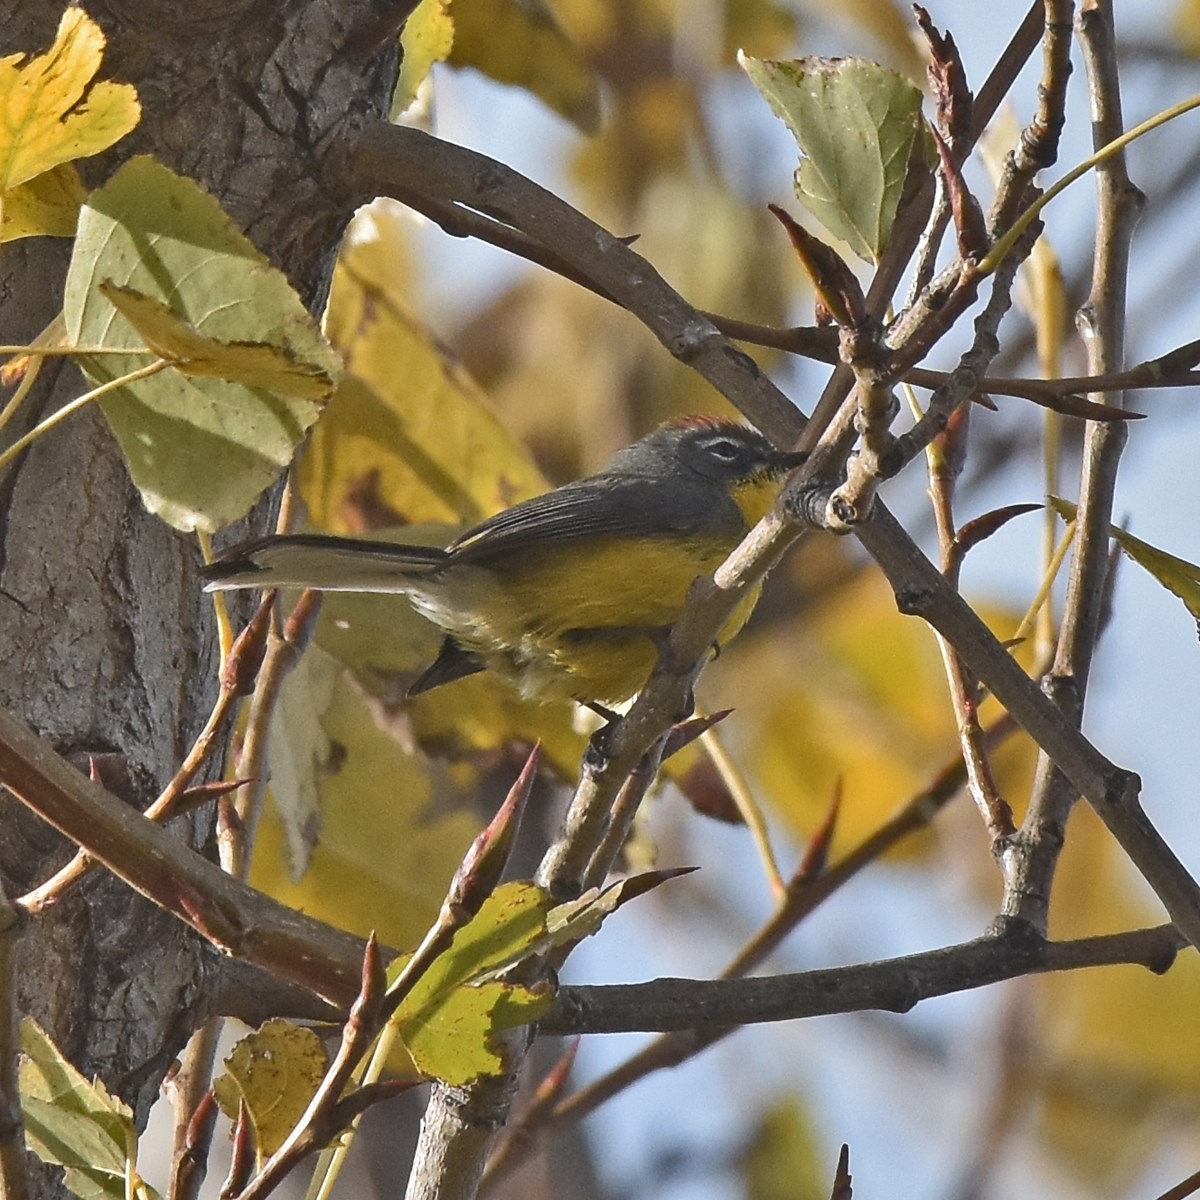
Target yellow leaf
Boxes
[0,161,85,242]
[393,0,455,118]
[448,0,601,134]
[0,7,139,191]
[98,281,338,400]
[213,1020,329,1163]
[308,222,546,531]
[250,660,481,953]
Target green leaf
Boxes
[399,977,553,1085]
[0,8,140,191]
[18,1018,161,1200]
[390,881,555,1084]
[1050,497,1200,630]
[213,1020,329,1163]
[448,0,600,134]
[542,868,698,953]
[63,156,341,532]
[393,0,455,118]
[740,54,929,263]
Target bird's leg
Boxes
[582,703,620,773]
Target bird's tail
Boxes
[201,534,449,593]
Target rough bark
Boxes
[0,0,397,1189]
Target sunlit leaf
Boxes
[398,977,553,1085]
[392,881,555,1083]
[740,54,929,262]
[1050,497,1200,631]
[448,0,601,133]
[99,282,337,399]
[0,162,85,242]
[0,7,139,191]
[62,156,340,532]
[18,1018,160,1200]
[394,0,455,118]
[213,1020,329,1163]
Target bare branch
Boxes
[1001,0,1146,932]
[0,705,371,1007]
[543,924,1183,1035]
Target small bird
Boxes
[203,417,806,708]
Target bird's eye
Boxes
[703,437,744,462]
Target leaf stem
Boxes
[699,726,784,900]
[980,91,1200,276]
[0,358,172,475]
[0,344,148,355]
[197,532,235,665]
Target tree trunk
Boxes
[0,0,397,1190]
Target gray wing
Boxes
[446,474,727,564]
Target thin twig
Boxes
[925,417,1015,845]
[0,359,172,476]
[481,716,1018,1189]
[698,726,785,900]
[987,0,1075,235]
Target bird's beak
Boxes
[771,449,809,472]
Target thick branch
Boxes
[0,706,370,1007]
[851,501,1200,946]
[1002,0,1145,931]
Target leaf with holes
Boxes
[213,1020,329,1163]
